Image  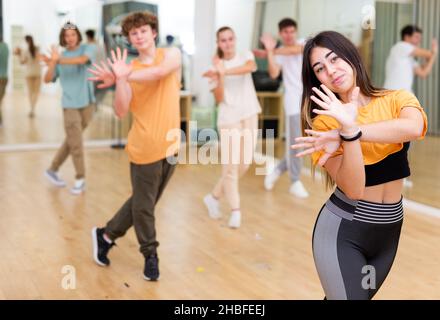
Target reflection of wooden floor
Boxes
[0,148,439,299]
[0,90,129,145]
[403,136,440,207]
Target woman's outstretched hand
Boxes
[311,85,359,133]
[292,129,341,167]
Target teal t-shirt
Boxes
[53,44,96,108]
[0,42,9,78]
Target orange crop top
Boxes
[311,89,428,167]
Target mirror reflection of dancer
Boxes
[292,31,427,300]
[255,18,309,198]
[202,26,261,229]
[42,23,96,195]
[383,25,437,188]
[14,35,42,118]
[89,11,182,281]
[384,25,437,93]
[0,36,8,127]
[85,29,107,106]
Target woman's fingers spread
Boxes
[310,95,329,110]
[296,148,316,157]
[304,129,322,137]
[320,84,338,101]
[312,87,331,103]
[295,136,316,143]
[291,142,313,149]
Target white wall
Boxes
[193,0,216,107]
[216,0,256,53]
[298,0,375,45]
[155,0,195,53]
[262,0,298,37]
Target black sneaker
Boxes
[143,254,160,281]
[92,227,115,266]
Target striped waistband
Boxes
[325,188,404,224]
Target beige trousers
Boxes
[50,104,95,179]
[212,114,259,210]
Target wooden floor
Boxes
[0,148,439,299]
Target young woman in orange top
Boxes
[292,31,427,300]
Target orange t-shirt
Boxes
[311,89,428,166]
[126,48,181,164]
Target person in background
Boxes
[85,29,107,106]
[255,18,309,198]
[384,25,437,93]
[88,11,182,281]
[383,25,437,188]
[42,22,96,195]
[0,36,9,127]
[202,26,261,229]
[14,35,42,118]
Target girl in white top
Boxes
[14,35,42,118]
[203,26,261,229]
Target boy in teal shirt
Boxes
[42,22,96,195]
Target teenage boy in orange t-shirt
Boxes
[89,11,182,281]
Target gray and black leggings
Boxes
[312,188,404,300]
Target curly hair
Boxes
[121,11,158,38]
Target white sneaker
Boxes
[264,167,281,191]
[203,194,221,219]
[44,169,66,187]
[228,211,241,229]
[289,180,309,198]
[71,179,85,195]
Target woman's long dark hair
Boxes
[216,26,233,59]
[25,35,36,59]
[300,31,387,189]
